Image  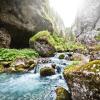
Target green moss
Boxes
[59,54,65,59]
[40,67,55,76]
[30,31,67,52]
[55,87,71,100]
[0,65,4,73]
[95,32,100,41]
[63,60,100,99]
[30,31,85,52]
[0,48,39,61]
[64,60,100,73]
[30,31,55,45]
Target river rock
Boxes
[59,54,65,59]
[64,60,100,100]
[40,67,55,77]
[10,58,36,72]
[55,87,71,100]
[0,0,65,48]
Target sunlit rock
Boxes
[64,60,100,100]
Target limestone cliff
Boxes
[0,0,65,48]
[73,0,100,45]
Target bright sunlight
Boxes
[49,0,84,27]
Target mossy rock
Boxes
[64,60,100,74]
[29,31,56,57]
[0,61,11,68]
[55,87,71,100]
[7,67,16,73]
[0,65,4,73]
[15,67,26,72]
[3,58,37,73]
[63,60,100,100]
[28,64,36,70]
[71,53,85,61]
[40,67,55,77]
[59,54,65,59]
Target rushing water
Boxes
[0,53,72,100]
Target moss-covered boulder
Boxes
[0,65,4,73]
[64,60,100,100]
[29,31,56,57]
[40,67,55,77]
[59,54,65,59]
[55,87,71,100]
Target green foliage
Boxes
[30,30,85,52]
[52,32,85,51]
[95,32,100,41]
[0,48,39,61]
[30,31,67,51]
[52,33,67,51]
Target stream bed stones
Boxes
[40,67,55,77]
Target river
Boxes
[0,53,73,100]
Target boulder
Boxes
[0,0,65,48]
[55,87,71,100]
[59,54,65,59]
[10,58,36,72]
[40,67,55,77]
[64,60,100,100]
[29,31,56,57]
[71,53,86,61]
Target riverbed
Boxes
[0,53,72,100]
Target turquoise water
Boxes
[0,53,71,100]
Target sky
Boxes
[49,0,84,27]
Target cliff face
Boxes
[73,0,100,45]
[0,0,65,48]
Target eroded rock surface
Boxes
[73,0,100,45]
[0,0,65,48]
[64,60,100,100]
